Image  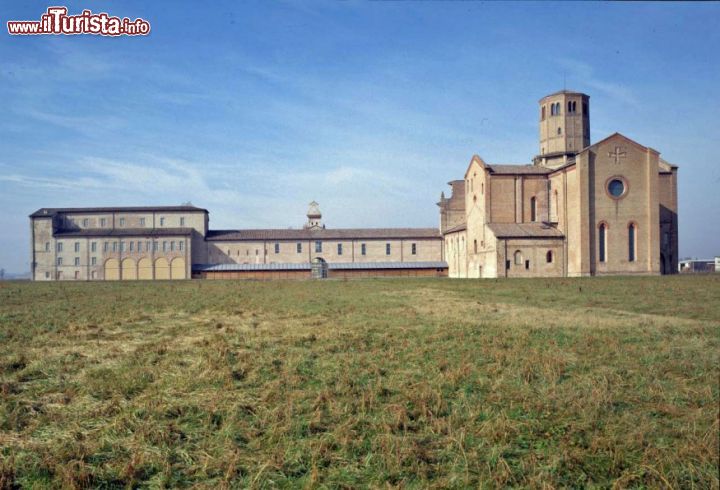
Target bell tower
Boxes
[535,90,590,168]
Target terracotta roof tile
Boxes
[206,228,441,241]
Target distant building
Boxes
[679,259,716,274]
[29,203,446,280]
[438,90,679,277]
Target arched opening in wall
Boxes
[473,239,477,254]
[628,223,637,262]
[541,106,546,120]
[530,197,537,222]
[546,250,553,263]
[104,258,119,281]
[598,223,608,263]
[552,190,559,221]
[171,258,186,280]
[557,127,562,135]
[121,258,137,280]
[155,257,170,280]
[514,250,522,266]
[138,257,152,280]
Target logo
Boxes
[7,7,151,36]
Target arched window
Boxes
[599,223,607,263]
[514,250,523,265]
[541,106,546,120]
[473,239,478,254]
[557,127,562,135]
[628,223,636,262]
[568,101,572,113]
[546,250,553,263]
[530,196,537,222]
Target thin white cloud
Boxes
[556,58,640,107]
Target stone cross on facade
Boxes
[608,146,626,164]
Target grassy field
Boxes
[0,275,718,488]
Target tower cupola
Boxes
[304,201,323,229]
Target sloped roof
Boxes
[194,261,448,272]
[487,164,553,175]
[53,227,194,237]
[540,90,588,100]
[30,205,208,218]
[206,228,441,241]
[487,223,564,239]
[443,223,467,234]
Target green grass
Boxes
[0,275,718,488]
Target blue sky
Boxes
[1,1,719,273]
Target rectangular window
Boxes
[180,217,185,226]
[120,241,125,252]
[112,242,117,252]
[74,257,80,266]
[140,218,146,226]
[297,243,302,253]
[91,242,96,253]
[162,241,167,252]
[119,218,125,227]
[74,271,80,280]
[275,243,280,254]
[153,241,158,251]
[386,243,391,255]
[74,242,80,252]
[506,260,510,270]
[57,257,62,266]
[411,243,417,255]
[255,249,259,256]
[599,225,607,263]
[146,241,151,252]
[100,218,107,227]
[629,225,636,262]
[315,241,322,253]
[45,271,50,279]
[170,241,175,252]
[103,242,108,252]
[45,242,50,252]
[83,219,88,227]
[160,217,165,226]
[129,241,134,252]
[361,243,366,256]
[525,260,530,270]
[91,257,97,266]
[337,243,343,255]
[137,241,142,252]
[57,242,63,252]
[178,241,184,251]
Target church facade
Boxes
[438,90,679,278]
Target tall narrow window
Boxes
[546,250,553,263]
[386,243,391,255]
[474,239,478,254]
[74,257,80,266]
[514,250,522,266]
[83,219,89,227]
[160,217,165,226]
[57,242,63,252]
[180,217,185,226]
[628,223,636,262]
[599,223,607,262]
[179,241,184,251]
[274,243,280,254]
[530,197,537,222]
[45,242,50,252]
[337,243,343,255]
[119,218,125,227]
[296,243,302,253]
[315,241,322,253]
[140,218,146,226]
[361,243,367,256]
[74,242,80,252]
[100,218,107,227]
[541,106,546,120]
[411,243,417,255]
[91,242,96,253]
